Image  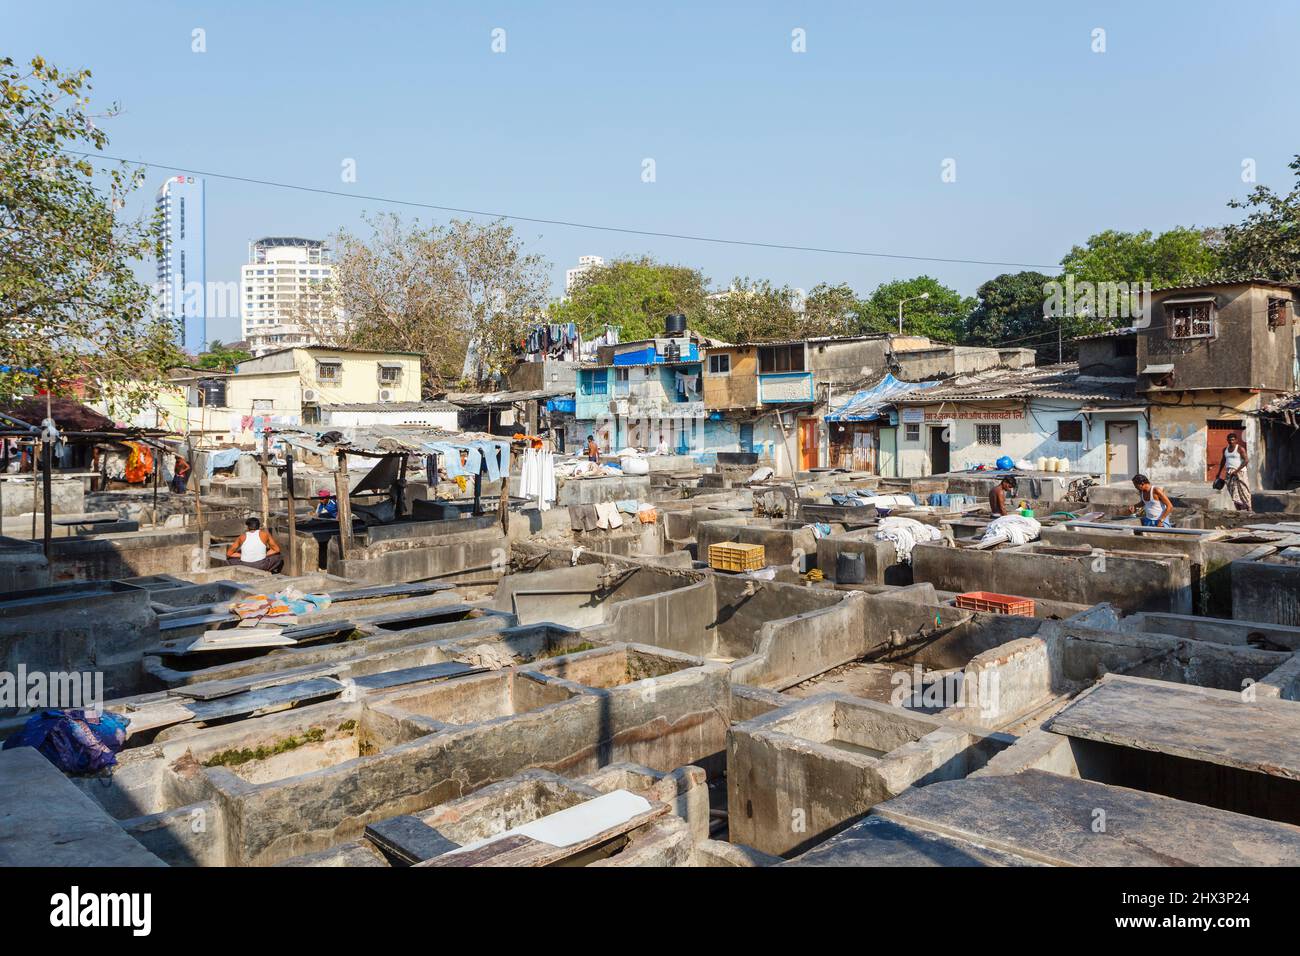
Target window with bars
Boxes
[904,423,920,441]
[1057,420,1083,443]
[316,361,342,384]
[1168,302,1214,339]
[976,424,1001,445]
[1268,297,1289,330]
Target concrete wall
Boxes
[911,541,1194,614]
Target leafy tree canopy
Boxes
[0,55,182,406]
[549,256,709,342]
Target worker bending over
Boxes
[1130,474,1174,528]
[989,476,1018,517]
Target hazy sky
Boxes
[8,0,1299,342]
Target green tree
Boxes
[854,276,974,342]
[196,340,251,371]
[1059,227,1220,287]
[802,282,861,337]
[1218,155,1300,282]
[550,256,709,341]
[697,277,809,343]
[0,56,181,404]
[964,271,1056,360]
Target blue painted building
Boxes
[155,175,207,354]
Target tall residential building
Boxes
[154,176,206,354]
[564,255,605,295]
[240,237,342,356]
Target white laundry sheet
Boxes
[874,516,944,562]
[980,514,1042,546]
[442,789,654,856]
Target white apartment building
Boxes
[564,254,605,295]
[240,237,344,355]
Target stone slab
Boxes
[0,747,165,867]
[784,814,1041,867]
[1046,674,1300,779]
[873,769,1300,866]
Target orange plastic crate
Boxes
[954,591,1035,616]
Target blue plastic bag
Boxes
[2,709,130,774]
[996,455,1015,471]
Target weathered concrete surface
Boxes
[696,516,825,571]
[0,747,165,866]
[871,769,1300,866]
[727,693,1012,856]
[1231,551,1300,626]
[912,541,1194,614]
[328,516,508,586]
[0,581,160,702]
[1044,674,1300,824]
[784,813,1039,867]
[46,529,211,584]
[0,536,51,591]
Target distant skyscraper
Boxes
[565,255,605,295]
[240,237,341,355]
[155,176,206,353]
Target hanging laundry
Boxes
[518,446,557,511]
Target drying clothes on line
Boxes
[3,709,131,774]
[425,442,480,479]
[518,447,557,511]
[980,514,1042,547]
[469,440,510,483]
[123,442,153,484]
[206,447,242,477]
[875,516,943,563]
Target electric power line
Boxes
[65,149,1062,271]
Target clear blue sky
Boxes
[8,0,1299,342]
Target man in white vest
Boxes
[226,516,284,573]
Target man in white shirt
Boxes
[226,517,284,573]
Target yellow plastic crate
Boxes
[708,541,766,572]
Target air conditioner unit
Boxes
[378,389,393,403]
[302,388,318,403]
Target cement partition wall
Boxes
[1036,616,1292,694]
[911,541,1194,614]
[815,529,913,585]
[0,536,50,591]
[1231,552,1300,626]
[327,516,508,586]
[695,516,828,571]
[526,643,731,774]
[727,693,1012,856]
[1039,525,1264,617]
[0,581,160,702]
[46,529,211,583]
[717,578,868,689]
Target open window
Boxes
[758,344,805,373]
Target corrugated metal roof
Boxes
[326,401,461,413]
[891,363,1137,404]
[444,386,573,406]
[1073,326,1137,342]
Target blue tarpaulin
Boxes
[824,374,939,422]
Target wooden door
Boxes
[1106,421,1138,481]
[1205,420,1244,481]
[798,418,819,470]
